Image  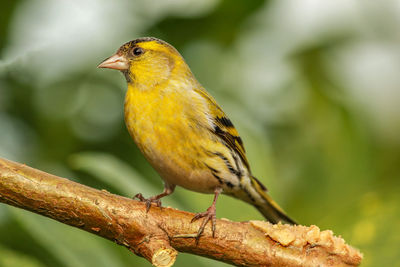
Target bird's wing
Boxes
[194,87,250,171]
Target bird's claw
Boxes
[134,193,146,201]
[191,205,217,243]
[134,193,162,212]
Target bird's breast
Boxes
[124,83,192,154]
[123,83,219,193]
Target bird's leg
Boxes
[191,187,222,241]
[134,183,175,212]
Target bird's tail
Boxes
[250,176,296,225]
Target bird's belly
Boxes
[125,110,218,193]
[137,139,220,194]
[152,155,219,194]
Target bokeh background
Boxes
[1,0,400,266]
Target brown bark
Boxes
[0,158,362,267]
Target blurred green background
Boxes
[1,0,399,266]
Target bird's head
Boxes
[98,37,187,89]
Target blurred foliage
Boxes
[1,0,400,266]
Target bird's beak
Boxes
[97,54,129,70]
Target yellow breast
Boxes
[124,81,211,180]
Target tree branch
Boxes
[0,158,362,267]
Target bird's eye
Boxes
[132,47,144,56]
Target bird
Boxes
[98,37,296,239]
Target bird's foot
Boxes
[134,193,162,212]
[191,204,217,243]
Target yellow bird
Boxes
[98,37,296,238]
